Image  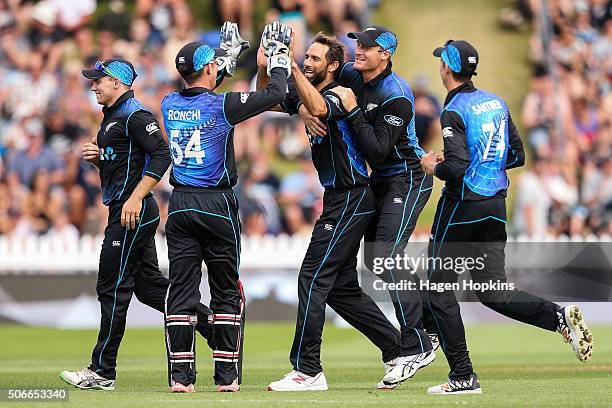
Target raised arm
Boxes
[290,60,328,118]
[224,68,288,125]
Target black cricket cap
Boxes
[175,41,224,75]
[348,25,398,54]
[433,39,479,76]
[82,58,138,86]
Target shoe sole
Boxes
[267,386,328,392]
[59,372,115,391]
[217,387,240,392]
[565,305,594,362]
[170,386,195,393]
[383,351,437,385]
[427,388,482,395]
[376,383,399,391]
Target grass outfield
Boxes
[0,323,611,407]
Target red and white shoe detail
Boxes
[267,370,328,392]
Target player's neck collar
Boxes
[103,90,134,113]
[180,87,214,97]
[444,81,475,106]
[320,80,339,93]
[363,61,392,87]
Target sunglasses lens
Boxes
[94,61,104,71]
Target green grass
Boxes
[378,0,531,117]
[1,323,611,407]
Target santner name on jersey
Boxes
[433,81,525,201]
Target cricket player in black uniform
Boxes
[60,58,214,390]
[257,31,402,392]
[420,39,594,395]
[161,22,289,393]
[305,26,435,387]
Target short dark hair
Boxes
[178,65,204,85]
[442,60,472,83]
[450,71,473,83]
[312,32,345,78]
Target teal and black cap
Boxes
[433,39,479,76]
[175,41,224,75]
[348,25,398,54]
[82,58,138,86]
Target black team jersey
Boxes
[283,80,369,190]
[95,90,170,205]
[338,62,425,185]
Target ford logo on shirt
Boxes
[384,115,404,127]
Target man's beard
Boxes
[309,69,327,86]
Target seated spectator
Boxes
[237,158,282,235]
[513,158,552,237]
[282,202,312,236]
[6,117,64,197]
[216,0,254,41]
[241,200,268,237]
[0,181,13,235]
[44,107,83,152]
[162,3,201,80]
[412,74,441,150]
[46,209,80,246]
[266,0,318,63]
[12,191,50,237]
[322,0,367,32]
[6,50,58,119]
[278,156,323,225]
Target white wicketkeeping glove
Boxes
[215,21,250,76]
[261,22,273,57]
[264,21,292,77]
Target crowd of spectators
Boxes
[4,0,605,241]
[506,0,611,237]
[0,0,401,239]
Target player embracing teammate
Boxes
[61,18,594,396]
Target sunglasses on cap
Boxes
[94,60,112,76]
[83,59,137,86]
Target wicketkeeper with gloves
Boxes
[161,21,291,393]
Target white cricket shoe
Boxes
[382,350,436,385]
[557,305,594,362]
[376,358,400,390]
[427,373,482,395]
[267,370,328,392]
[59,368,115,390]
